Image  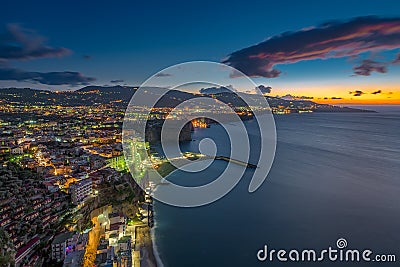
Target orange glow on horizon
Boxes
[316,98,400,105]
[272,83,400,105]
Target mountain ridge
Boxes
[0,86,375,113]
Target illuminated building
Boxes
[69,178,92,205]
[51,232,78,262]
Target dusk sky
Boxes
[1,0,400,104]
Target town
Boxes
[0,86,370,266]
[0,102,155,267]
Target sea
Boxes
[152,105,400,267]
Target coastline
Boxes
[140,108,400,267]
[142,111,400,266]
[151,219,165,267]
[135,224,158,267]
[147,164,185,267]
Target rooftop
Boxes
[52,231,75,245]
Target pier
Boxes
[214,156,258,168]
[192,153,257,168]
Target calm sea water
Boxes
[153,106,400,267]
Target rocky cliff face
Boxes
[145,120,192,144]
[179,122,193,142]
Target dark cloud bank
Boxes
[0,68,95,86]
[0,24,95,86]
[223,16,400,78]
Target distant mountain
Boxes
[77,85,137,93]
[0,86,196,108]
[199,86,235,95]
[74,85,138,96]
[0,86,374,113]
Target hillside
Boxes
[0,86,374,113]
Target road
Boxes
[82,217,100,267]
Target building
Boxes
[69,178,92,205]
[10,146,24,155]
[43,181,59,193]
[109,212,126,225]
[116,236,132,267]
[105,223,126,246]
[62,250,84,267]
[51,232,78,262]
[117,236,131,252]
[105,212,127,245]
[15,236,40,266]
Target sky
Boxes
[1,0,400,104]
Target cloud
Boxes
[110,79,124,83]
[155,72,172,77]
[349,90,365,96]
[392,53,400,64]
[353,59,387,76]
[0,67,95,86]
[256,85,272,94]
[0,24,95,86]
[223,16,400,78]
[371,90,382,94]
[199,85,236,94]
[330,97,343,99]
[0,24,71,62]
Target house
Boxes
[69,178,92,205]
[51,232,78,262]
[15,236,40,266]
[11,146,24,155]
[43,181,59,193]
